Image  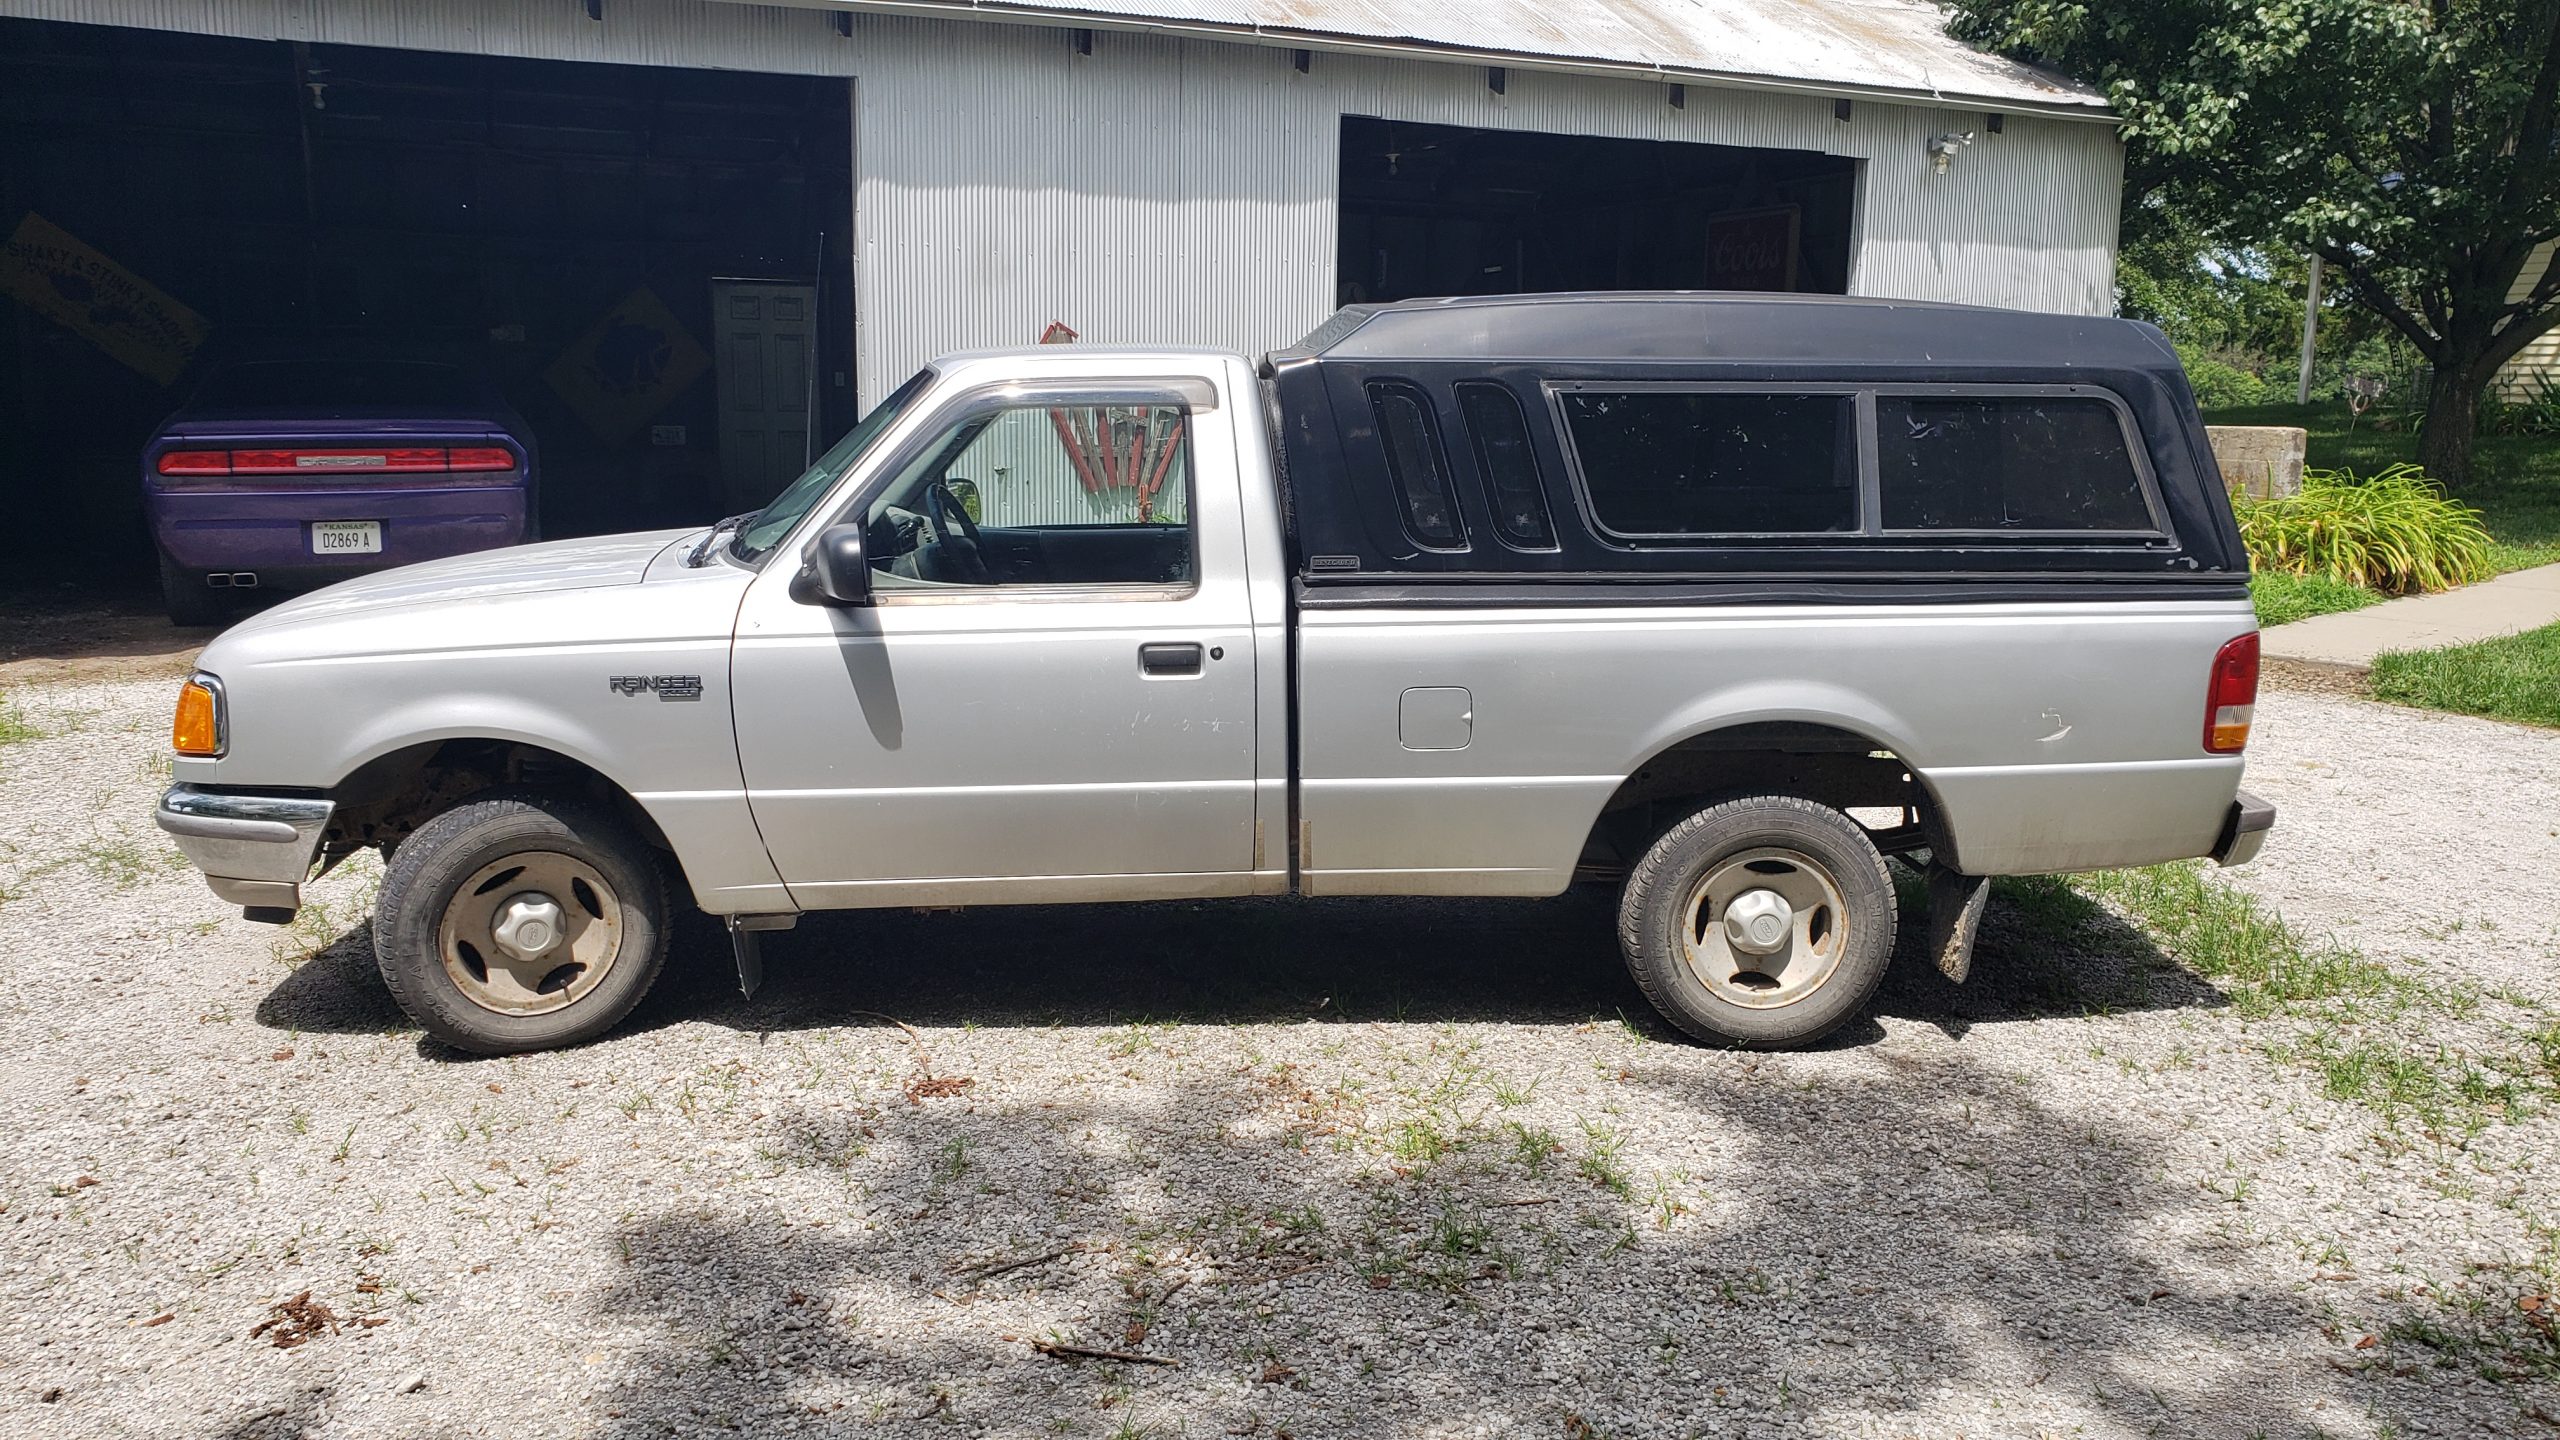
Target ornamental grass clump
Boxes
[2238,464,2494,595]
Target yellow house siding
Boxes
[2496,239,2560,397]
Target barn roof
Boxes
[826,0,2109,116]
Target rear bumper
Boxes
[147,485,527,576]
[2211,789,2276,867]
[155,785,334,913]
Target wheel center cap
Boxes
[1723,888,1794,956]
[491,891,567,963]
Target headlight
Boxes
[173,672,225,757]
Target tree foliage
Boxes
[1946,0,2560,482]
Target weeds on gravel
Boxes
[2073,862,2560,1138]
[0,694,38,746]
[76,837,170,889]
[2072,863,2389,1012]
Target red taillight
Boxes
[447,446,516,472]
[2204,632,2259,754]
[228,448,450,474]
[156,450,231,476]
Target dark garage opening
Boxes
[1337,116,1858,305]
[0,18,854,587]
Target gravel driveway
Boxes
[2,674,2556,1439]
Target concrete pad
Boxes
[2261,562,2560,669]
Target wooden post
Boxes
[2296,254,2323,406]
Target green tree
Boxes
[1947,0,2560,484]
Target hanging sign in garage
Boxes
[544,286,711,442]
[1703,205,1802,293]
[0,211,209,386]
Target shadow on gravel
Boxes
[254,928,408,1037]
[572,1033,2363,1438]
[253,874,2228,1055]
[657,877,2221,1042]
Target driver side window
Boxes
[864,399,1193,591]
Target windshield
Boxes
[193,361,479,410]
[731,369,935,563]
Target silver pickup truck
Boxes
[157,294,2271,1055]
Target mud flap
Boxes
[725,914,799,999]
[1925,863,1993,984]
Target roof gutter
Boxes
[747,0,2120,124]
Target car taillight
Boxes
[172,676,223,757]
[447,446,516,471]
[228,448,451,474]
[2203,632,2259,754]
[156,450,231,476]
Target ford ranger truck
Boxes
[155,294,2274,1055]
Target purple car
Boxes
[144,360,537,625]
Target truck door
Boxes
[728,380,1259,907]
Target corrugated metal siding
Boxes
[4,0,2125,405]
[852,18,2122,397]
[2497,239,2560,398]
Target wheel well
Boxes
[1580,722,1948,877]
[321,739,672,862]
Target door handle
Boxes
[1138,642,1205,676]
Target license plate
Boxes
[311,521,383,555]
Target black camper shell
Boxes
[1262,292,2249,605]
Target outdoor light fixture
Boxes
[1927,131,1975,175]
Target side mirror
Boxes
[799,523,874,607]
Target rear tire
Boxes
[372,789,669,1055]
[1618,795,1897,1049]
[159,551,222,628]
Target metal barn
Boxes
[0,0,2120,558]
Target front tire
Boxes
[1618,795,1897,1049]
[372,790,669,1055]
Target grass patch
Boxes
[2251,570,2382,627]
[2369,623,2560,729]
[2067,862,2560,1138]
[0,694,37,746]
[2071,862,2391,1014]
[2208,399,2560,575]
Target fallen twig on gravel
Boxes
[954,1246,1078,1281]
[848,1009,977,1102]
[1029,1339,1181,1367]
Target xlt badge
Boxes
[608,675,703,701]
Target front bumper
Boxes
[156,785,335,914]
[2210,789,2276,867]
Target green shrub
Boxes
[2238,464,2495,595]
[2177,345,2280,409]
[2481,374,2560,438]
[2249,570,2380,627]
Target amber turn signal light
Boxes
[173,677,222,757]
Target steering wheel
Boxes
[925,479,994,584]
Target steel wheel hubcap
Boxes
[1679,847,1848,1009]
[437,851,622,1016]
